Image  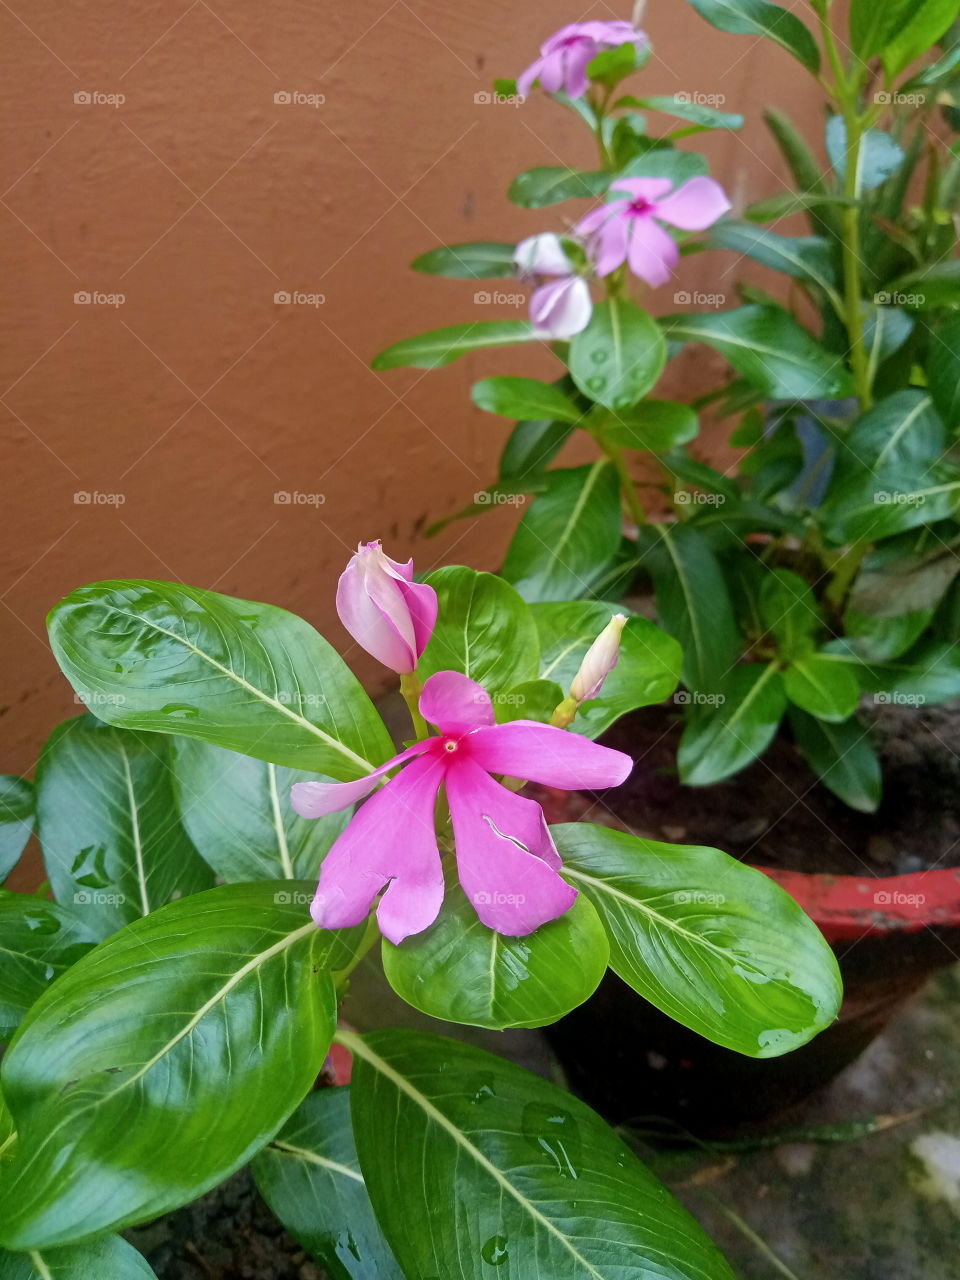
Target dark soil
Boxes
[571,700,960,877]
[125,1168,327,1280]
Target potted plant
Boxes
[371,2,960,1125]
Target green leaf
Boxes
[678,663,787,785]
[418,566,539,693]
[633,94,743,130]
[35,716,212,938]
[640,524,741,693]
[47,579,393,781]
[533,600,682,737]
[0,893,98,1041]
[170,739,348,882]
[927,314,960,430]
[758,568,820,658]
[411,242,516,279]
[617,146,710,184]
[493,679,564,724]
[252,1087,403,1280]
[709,223,839,298]
[789,708,881,812]
[681,0,821,70]
[569,299,667,410]
[849,534,960,619]
[885,260,960,309]
[825,118,905,194]
[0,778,34,885]
[383,886,608,1030]
[784,654,861,721]
[586,41,646,86]
[343,1027,737,1279]
[471,376,583,424]
[499,419,573,485]
[843,639,960,705]
[507,167,608,208]
[844,607,933,661]
[850,0,960,77]
[502,463,622,603]
[372,321,539,370]
[0,1237,158,1279]
[663,306,852,399]
[557,823,842,1056]
[0,883,351,1248]
[603,399,699,451]
[763,107,842,238]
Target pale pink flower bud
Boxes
[336,541,437,673]
[570,613,628,703]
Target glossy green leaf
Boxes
[372,321,538,370]
[850,0,960,77]
[344,1027,737,1280]
[849,534,960,619]
[383,887,608,1030]
[885,260,960,309]
[0,893,98,1041]
[840,639,960,706]
[618,146,710,184]
[507,167,608,208]
[681,0,820,70]
[784,654,861,722]
[586,41,646,85]
[419,566,539,694]
[252,1087,402,1280]
[471,377,583,424]
[412,242,516,279]
[502,463,622,603]
[709,223,839,298]
[927,313,960,431]
[0,778,33,886]
[532,600,682,738]
[762,107,842,239]
[602,399,699,451]
[569,299,667,410]
[663,306,852,399]
[758,568,820,658]
[499,419,573,485]
[678,663,787,785]
[825,118,905,194]
[171,738,348,882]
[844,608,933,661]
[0,882,351,1248]
[35,716,212,938]
[640,524,741,693]
[493,679,564,725]
[556,823,842,1056]
[0,1237,158,1279]
[789,708,881,812]
[47,580,393,781]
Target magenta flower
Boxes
[291,670,632,943]
[517,21,647,100]
[514,233,592,339]
[336,541,437,674]
[576,176,731,288]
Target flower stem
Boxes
[601,436,646,525]
[399,671,429,740]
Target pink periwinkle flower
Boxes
[576,176,731,288]
[514,233,592,339]
[517,21,648,100]
[336,541,437,674]
[291,670,632,943]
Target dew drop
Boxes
[586,376,606,393]
[521,1102,581,1179]
[590,349,609,364]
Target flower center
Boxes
[442,737,459,753]
[628,197,654,217]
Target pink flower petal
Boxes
[514,232,573,279]
[516,55,545,100]
[398,576,438,657]
[311,752,446,943]
[654,176,731,231]
[290,739,435,818]
[446,758,577,935]
[530,277,593,339]
[420,669,495,734]
[537,49,570,93]
[576,200,629,236]
[610,177,673,203]
[627,218,679,287]
[560,40,596,98]
[465,720,633,790]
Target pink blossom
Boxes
[514,233,593,339]
[576,176,731,287]
[518,21,648,100]
[336,541,437,674]
[291,670,631,943]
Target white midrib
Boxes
[660,528,706,675]
[119,744,150,917]
[551,462,607,565]
[267,763,295,878]
[270,1138,364,1183]
[102,607,376,775]
[336,1031,607,1280]
[872,395,931,472]
[28,1253,54,1280]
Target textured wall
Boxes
[0,0,819,780]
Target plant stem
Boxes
[602,436,647,525]
[399,670,429,740]
[333,912,382,993]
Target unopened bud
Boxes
[570,613,628,703]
